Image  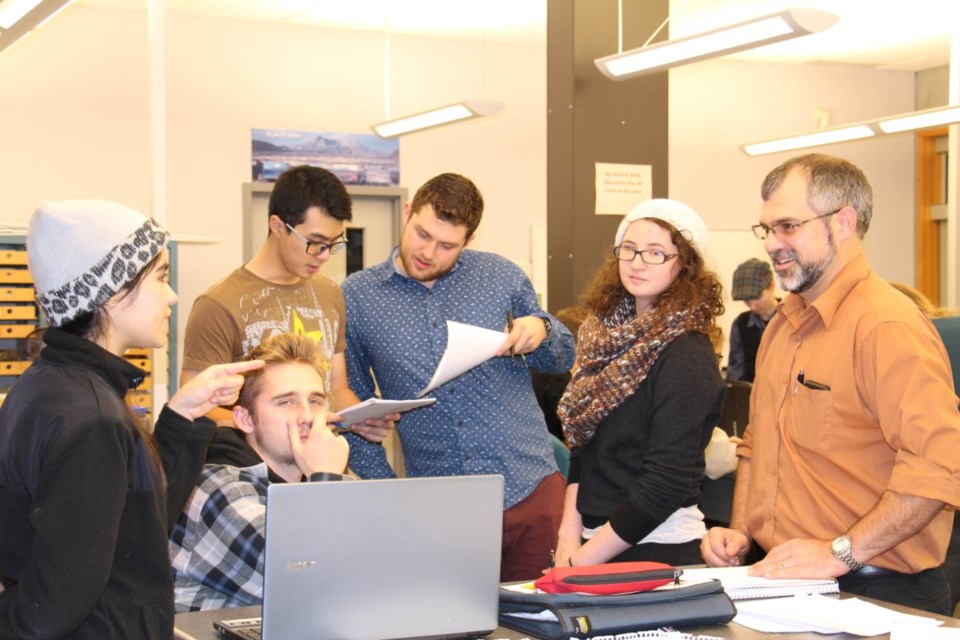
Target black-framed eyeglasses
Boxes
[284,223,348,256]
[751,208,843,240]
[613,246,677,265]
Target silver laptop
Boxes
[215,474,504,640]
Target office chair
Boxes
[717,379,752,438]
[551,434,570,478]
[700,380,752,526]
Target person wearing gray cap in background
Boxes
[727,257,778,382]
[554,198,726,568]
[0,200,263,640]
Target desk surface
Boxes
[175,597,960,640]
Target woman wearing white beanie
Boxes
[555,199,726,568]
[0,200,263,639]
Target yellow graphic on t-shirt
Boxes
[291,310,323,343]
[290,310,330,373]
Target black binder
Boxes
[498,580,736,640]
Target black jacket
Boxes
[0,328,214,639]
[569,333,725,544]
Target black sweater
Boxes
[569,332,725,544]
[0,329,215,639]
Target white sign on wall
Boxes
[594,162,652,216]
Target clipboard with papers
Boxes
[337,397,436,424]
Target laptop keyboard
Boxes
[214,618,263,640]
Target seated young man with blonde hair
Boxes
[169,333,349,612]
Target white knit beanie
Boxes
[614,198,709,258]
[27,200,169,327]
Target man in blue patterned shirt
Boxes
[342,173,576,581]
[169,333,349,612]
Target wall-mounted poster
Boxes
[252,129,400,186]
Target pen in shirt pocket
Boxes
[797,368,831,391]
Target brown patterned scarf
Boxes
[558,296,712,447]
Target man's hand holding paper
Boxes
[497,314,549,357]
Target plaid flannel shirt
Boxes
[169,462,272,612]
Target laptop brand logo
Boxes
[284,560,317,572]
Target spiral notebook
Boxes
[681,566,838,601]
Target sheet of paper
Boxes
[337,397,436,424]
[417,321,508,397]
[733,594,943,636]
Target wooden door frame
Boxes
[916,127,947,306]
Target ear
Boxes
[401,202,412,225]
[463,232,475,248]
[268,214,285,238]
[834,206,858,240]
[233,405,255,435]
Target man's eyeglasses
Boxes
[751,208,843,240]
[285,223,348,256]
[613,246,677,265]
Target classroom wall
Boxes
[669,58,916,363]
[0,5,547,376]
[0,4,923,373]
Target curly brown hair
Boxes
[581,218,725,325]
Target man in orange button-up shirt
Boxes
[701,153,960,615]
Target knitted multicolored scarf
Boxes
[559,296,712,447]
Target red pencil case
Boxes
[534,561,682,595]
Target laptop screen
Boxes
[234,474,503,640]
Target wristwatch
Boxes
[830,535,863,571]
[541,317,553,335]
[309,472,345,482]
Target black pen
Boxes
[797,368,831,391]
[506,310,515,358]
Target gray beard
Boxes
[771,228,836,294]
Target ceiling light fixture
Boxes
[0,0,72,55]
[372,100,505,138]
[595,8,838,80]
[742,105,960,156]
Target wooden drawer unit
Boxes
[0,305,37,320]
[0,361,31,375]
[0,324,38,339]
[0,268,33,284]
[0,287,36,302]
[0,250,28,266]
[0,238,41,408]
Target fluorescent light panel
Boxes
[878,106,960,133]
[372,100,504,138]
[743,126,875,156]
[0,0,43,30]
[596,8,838,80]
[0,0,72,56]
[742,105,960,156]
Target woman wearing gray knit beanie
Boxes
[555,199,726,569]
[0,200,263,640]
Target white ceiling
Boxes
[71,0,959,71]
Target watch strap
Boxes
[309,471,345,482]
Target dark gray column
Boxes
[547,0,669,311]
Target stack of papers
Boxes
[734,594,943,636]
